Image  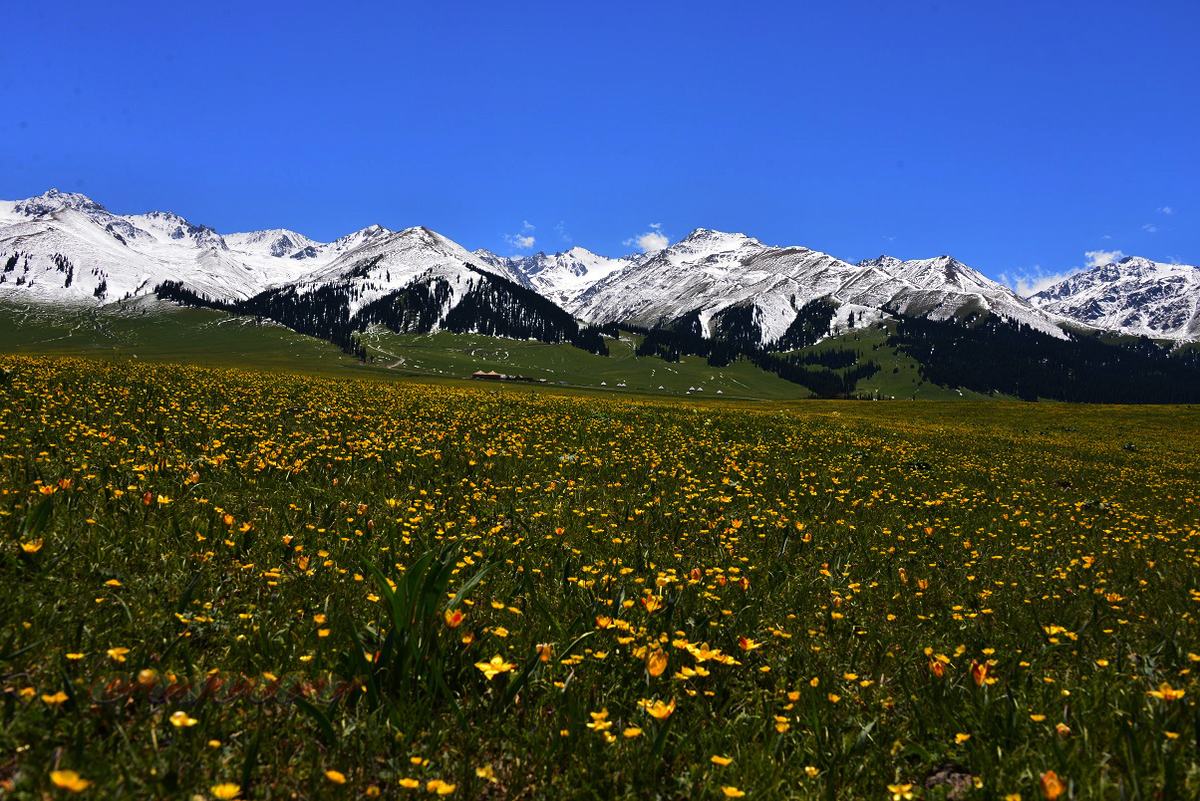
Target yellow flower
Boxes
[211,783,242,800]
[640,697,676,720]
[711,754,733,766]
[20,539,44,554]
[475,765,497,783]
[721,787,746,798]
[586,708,612,732]
[169,710,198,728]
[1147,682,1185,701]
[426,779,456,795]
[49,770,91,792]
[65,652,84,661]
[106,647,129,663]
[888,784,915,801]
[955,732,971,744]
[1040,770,1064,800]
[41,691,69,706]
[622,727,643,738]
[325,770,347,784]
[804,766,820,778]
[474,654,516,679]
[646,649,668,677]
[399,778,420,789]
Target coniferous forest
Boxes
[156,279,1200,402]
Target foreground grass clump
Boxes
[1,356,1198,800]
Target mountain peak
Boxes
[857,255,904,271]
[225,228,320,257]
[14,188,108,218]
[682,227,751,240]
[676,228,761,250]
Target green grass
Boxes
[0,299,368,376]
[2,355,1199,799]
[1,300,987,401]
[359,327,814,399]
[787,323,999,401]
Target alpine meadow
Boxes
[1,356,1198,799]
[5,1,1200,799]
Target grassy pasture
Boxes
[1,355,1198,799]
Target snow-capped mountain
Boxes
[0,189,319,303]
[475,246,634,307]
[287,225,523,316]
[568,229,848,343]
[853,255,1067,337]
[2,189,1193,347]
[567,229,1068,344]
[225,228,320,259]
[1031,256,1200,340]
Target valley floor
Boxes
[0,354,1198,799]
[0,299,984,401]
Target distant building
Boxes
[471,370,503,381]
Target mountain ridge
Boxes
[1,188,1194,344]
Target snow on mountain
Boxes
[0,190,275,304]
[1030,256,1200,340]
[290,225,524,316]
[854,255,1068,337]
[570,230,1069,344]
[225,228,319,258]
[0,190,374,304]
[1,189,1191,345]
[475,246,634,307]
[570,228,840,342]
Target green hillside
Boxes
[358,327,814,399]
[787,322,999,400]
[0,299,986,400]
[0,299,367,376]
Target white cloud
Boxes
[1142,223,1159,233]
[554,221,571,243]
[1085,249,1125,267]
[623,222,669,252]
[1158,206,1174,215]
[1003,248,1130,297]
[505,233,535,249]
[504,221,536,250]
[1000,266,1084,297]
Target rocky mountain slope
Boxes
[2,189,1192,348]
[1031,256,1200,340]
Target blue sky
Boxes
[3,0,1197,291]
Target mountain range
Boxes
[4,189,1197,349]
